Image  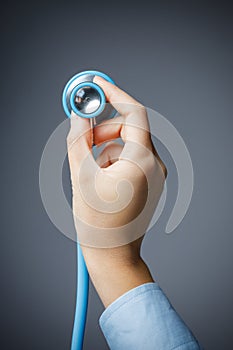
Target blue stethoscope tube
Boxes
[62,70,116,350]
[71,243,89,350]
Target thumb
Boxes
[67,112,95,173]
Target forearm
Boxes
[81,246,153,307]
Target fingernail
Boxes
[93,75,106,84]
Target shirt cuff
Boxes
[99,282,201,350]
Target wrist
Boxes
[81,247,154,307]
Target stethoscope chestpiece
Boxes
[62,70,116,124]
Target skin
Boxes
[67,76,167,308]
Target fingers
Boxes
[96,142,123,168]
[94,76,142,115]
[93,116,124,146]
[93,78,167,177]
[93,76,151,147]
[66,80,166,180]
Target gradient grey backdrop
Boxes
[1,1,233,349]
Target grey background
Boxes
[1,1,233,349]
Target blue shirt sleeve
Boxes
[99,282,202,350]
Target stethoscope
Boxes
[62,70,117,350]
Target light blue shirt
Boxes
[99,282,201,350]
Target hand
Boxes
[67,76,167,306]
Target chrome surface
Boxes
[74,86,101,114]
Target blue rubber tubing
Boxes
[71,242,89,350]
